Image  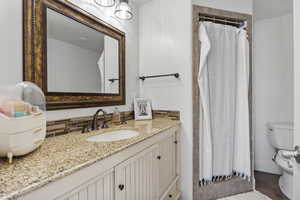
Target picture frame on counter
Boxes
[134,98,152,120]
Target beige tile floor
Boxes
[218,191,272,200]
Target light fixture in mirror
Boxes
[94,0,115,7]
[115,0,133,20]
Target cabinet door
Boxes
[55,169,114,200]
[115,144,159,200]
[158,132,177,196]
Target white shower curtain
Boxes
[198,22,251,186]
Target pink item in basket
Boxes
[0,107,5,115]
[0,99,14,117]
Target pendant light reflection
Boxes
[114,0,133,20]
[94,0,115,7]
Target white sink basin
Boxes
[86,130,140,142]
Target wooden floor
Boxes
[255,171,289,200]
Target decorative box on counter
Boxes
[0,82,46,163]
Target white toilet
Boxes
[267,122,294,199]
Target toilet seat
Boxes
[275,150,293,174]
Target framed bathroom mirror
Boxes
[23,0,126,110]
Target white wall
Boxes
[253,14,294,174]
[293,0,300,198]
[0,0,140,121]
[254,0,293,21]
[0,0,22,86]
[139,0,193,199]
[193,0,253,14]
[139,0,252,199]
[48,38,101,93]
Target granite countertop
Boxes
[0,118,180,200]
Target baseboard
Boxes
[254,170,282,176]
[254,160,282,175]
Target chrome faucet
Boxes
[82,109,109,133]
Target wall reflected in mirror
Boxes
[47,8,119,94]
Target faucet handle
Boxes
[101,120,110,129]
[82,125,90,133]
[82,121,92,133]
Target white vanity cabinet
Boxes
[56,169,114,200]
[158,130,180,200]
[115,144,159,200]
[19,126,180,200]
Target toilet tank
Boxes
[267,122,294,150]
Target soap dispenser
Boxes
[112,107,122,125]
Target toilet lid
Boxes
[268,122,294,131]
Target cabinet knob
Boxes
[118,184,125,191]
[157,155,161,160]
[169,194,173,198]
[174,141,178,144]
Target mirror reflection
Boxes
[47,8,119,94]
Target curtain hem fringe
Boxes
[199,171,251,187]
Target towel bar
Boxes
[139,73,180,81]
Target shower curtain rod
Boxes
[199,14,245,27]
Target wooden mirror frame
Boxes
[23,0,126,110]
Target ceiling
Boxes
[254,0,293,20]
[131,0,150,6]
